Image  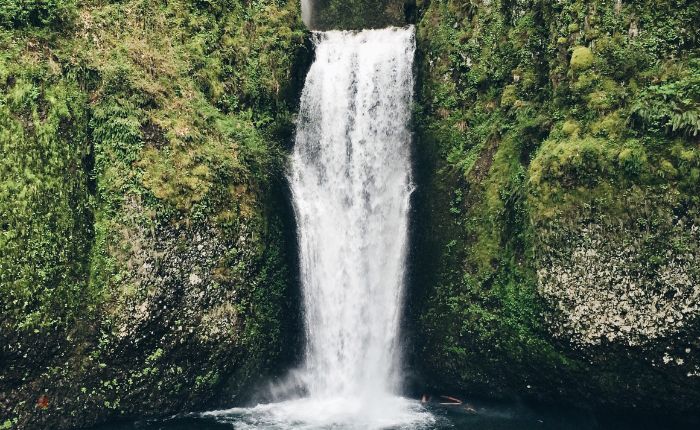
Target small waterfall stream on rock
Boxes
[201,26,434,429]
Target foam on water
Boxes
[202,396,434,430]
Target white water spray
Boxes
[203,26,432,429]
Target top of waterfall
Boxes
[309,25,415,42]
[301,0,411,31]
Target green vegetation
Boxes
[570,46,593,71]
[412,0,700,411]
[1,1,307,428]
[0,0,77,29]
[0,37,92,332]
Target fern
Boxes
[631,59,700,137]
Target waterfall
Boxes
[290,26,415,400]
[202,26,433,429]
[301,0,312,27]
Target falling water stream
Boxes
[198,26,433,429]
[291,26,415,401]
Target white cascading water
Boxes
[292,26,415,400]
[202,27,433,429]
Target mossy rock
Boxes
[411,0,700,415]
[1,1,307,428]
[570,46,594,71]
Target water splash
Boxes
[202,397,434,430]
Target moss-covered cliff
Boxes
[0,1,308,428]
[2,0,700,428]
[410,0,700,414]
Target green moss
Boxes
[617,142,649,178]
[590,111,624,137]
[2,1,307,427]
[413,0,700,411]
[658,159,678,178]
[0,47,93,331]
[500,84,518,108]
[561,120,580,136]
[530,137,612,188]
[570,46,594,71]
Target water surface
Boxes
[92,399,699,430]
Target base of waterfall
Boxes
[89,397,700,429]
[201,395,435,429]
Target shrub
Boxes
[616,142,648,178]
[630,59,700,137]
[0,0,76,29]
[501,84,518,107]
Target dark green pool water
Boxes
[91,399,699,430]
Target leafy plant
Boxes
[631,59,700,137]
[0,0,76,29]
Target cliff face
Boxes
[410,0,700,413]
[0,1,308,428]
[307,0,409,30]
[2,0,700,428]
